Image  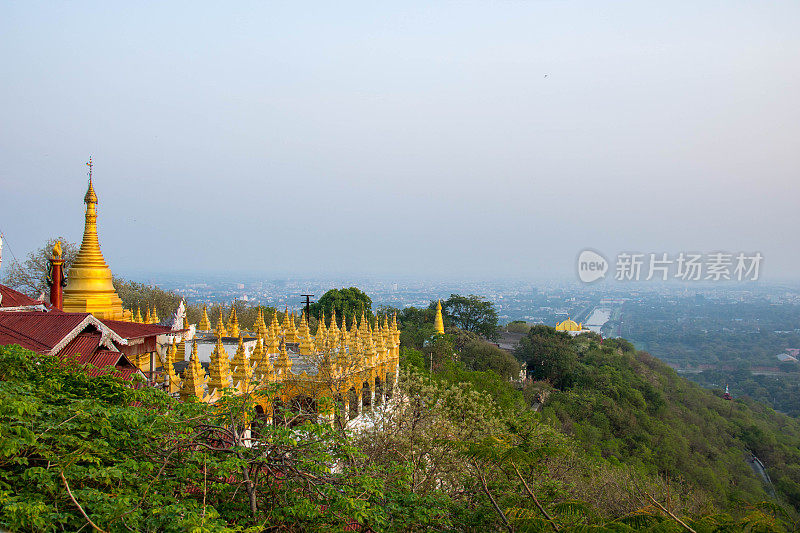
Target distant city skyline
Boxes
[2,2,798,280]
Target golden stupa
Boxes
[434,299,445,335]
[62,159,125,319]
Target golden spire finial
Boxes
[52,240,62,259]
[84,157,98,204]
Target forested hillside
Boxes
[515,326,800,513]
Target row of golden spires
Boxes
[163,308,401,402]
[128,306,160,324]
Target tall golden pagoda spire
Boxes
[254,308,268,337]
[275,339,293,377]
[298,310,315,356]
[228,307,240,338]
[208,336,232,395]
[164,343,182,395]
[267,317,280,355]
[214,308,228,338]
[365,322,376,368]
[63,158,124,319]
[328,309,340,351]
[270,310,280,342]
[434,299,445,335]
[181,341,208,401]
[359,310,370,345]
[316,311,327,342]
[231,336,252,391]
[283,308,298,343]
[248,336,265,379]
[198,305,212,331]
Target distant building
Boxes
[496,331,524,353]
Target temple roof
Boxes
[0,311,92,351]
[0,311,139,380]
[99,318,180,340]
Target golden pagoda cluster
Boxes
[166,308,402,422]
[60,165,401,425]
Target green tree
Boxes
[442,294,499,340]
[505,320,531,334]
[0,344,457,532]
[113,277,182,323]
[310,287,372,327]
[515,325,578,389]
[1,237,78,298]
[455,330,521,380]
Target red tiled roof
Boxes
[114,367,140,381]
[100,319,176,339]
[0,310,140,382]
[83,350,125,377]
[58,332,102,360]
[0,312,90,351]
[0,323,51,352]
[0,284,41,308]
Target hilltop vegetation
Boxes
[3,342,793,532]
[515,326,800,514]
[4,277,800,530]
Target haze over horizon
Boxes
[2,2,798,281]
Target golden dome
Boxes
[555,317,582,332]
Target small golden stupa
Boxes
[434,299,445,335]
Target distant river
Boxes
[585,308,612,334]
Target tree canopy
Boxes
[441,294,499,340]
[1,341,795,531]
[310,287,372,326]
[1,237,78,298]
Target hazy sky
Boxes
[1,1,798,280]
